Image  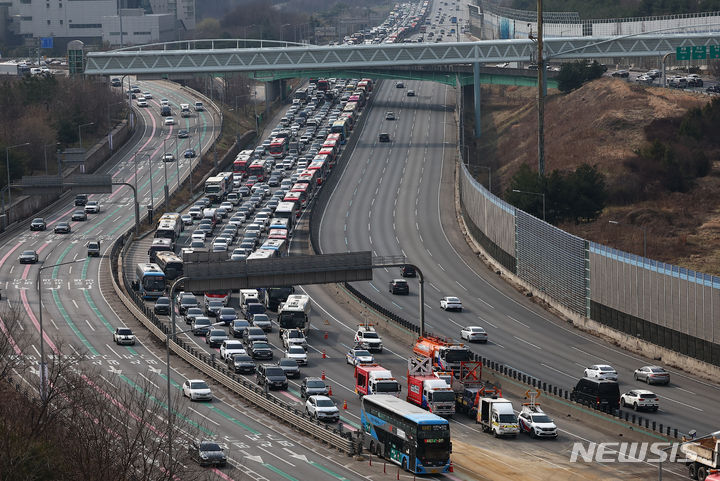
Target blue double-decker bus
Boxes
[361,394,452,474]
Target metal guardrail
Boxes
[109,198,356,457]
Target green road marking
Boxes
[263,464,301,481]
[288,387,302,398]
[309,461,352,481]
[208,406,260,434]
[51,244,99,355]
[156,371,182,390]
[339,417,361,429]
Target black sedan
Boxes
[184,149,196,158]
[177,129,189,138]
[247,341,273,360]
[277,358,300,378]
[228,353,256,374]
[205,328,229,348]
[54,222,71,234]
[30,218,46,231]
[18,250,39,264]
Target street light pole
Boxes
[166,278,223,477]
[512,188,545,221]
[162,136,169,210]
[37,257,87,401]
[6,142,30,213]
[608,220,647,258]
[78,122,95,148]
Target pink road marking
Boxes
[278,390,303,403]
[212,467,236,480]
[0,240,24,267]
[45,206,81,228]
[19,244,57,354]
[339,421,357,432]
[21,242,49,278]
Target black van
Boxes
[570,377,620,412]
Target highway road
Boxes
[0,80,383,480]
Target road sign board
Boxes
[676,46,692,60]
[41,37,53,49]
[692,46,707,60]
[408,357,433,376]
[677,45,715,60]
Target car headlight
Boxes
[200,453,208,459]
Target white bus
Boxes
[278,294,311,334]
[273,202,296,231]
[155,219,182,244]
[260,239,287,257]
[247,249,275,260]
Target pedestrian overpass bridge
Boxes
[85,33,720,78]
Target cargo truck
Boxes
[478,397,520,438]
[355,363,401,398]
[406,374,455,416]
[680,432,720,480]
[413,335,471,373]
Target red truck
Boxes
[407,374,456,416]
[355,363,401,397]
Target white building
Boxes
[102,9,176,47]
[9,0,194,48]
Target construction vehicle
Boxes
[450,361,501,419]
[406,357,455,415]
[413,335,471,373]
[406,375,455,416]
[355,363,401,398]
[478,396,520,438]
[680,431,720,480]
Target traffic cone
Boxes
[343,400,348,410]
[328,385,333,396]
[321,370,326,380]
[449,461,454,473]
[324,331,328,339]
[322,349,326,359]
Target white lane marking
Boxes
[99,374,117,389]
[114,215,122,221]
[675,387,696,395]
[424,303,433,310]
[446,317,463,328]
[426,248,433,257]
[85,319,95,331]
[50,319,59,330]
[429,282,440,292]
[514,336,542,350]
[368,283,379,292]
[455,281,467,291]
[68,266,72,274]
[658,395,703,411]
[16,319,24,331]
[571,346,608,363]
[188,407,220,425]
[477,298,494,309]
[438,264,445,271]
[540,363,576,379]
[138,372,160,389]
[258,445,295,466]
[477,315,497,328]
[507,315,529,328]
[492,342,505,349]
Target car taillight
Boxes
[596,397,600,405]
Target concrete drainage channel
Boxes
[109,230,356,454]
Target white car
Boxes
[345,348,374,365]
[191,231,207,242]
[584,364,618,381]
[160,98,169,106]
[440,296,463,311]
[164,117,175,125]
[620,390,659,411]
[305,395,339,422]
[220,340,246,361]
[282,329,307,349]
[84,200,101,214]
[113,327,135,345]
[182,379,212,401]
[143,91,153,99]
[285,345,308,366]
[460,326,488,343]
[518,405,558,438]
[137,99,148,107]
[219,201,234,212]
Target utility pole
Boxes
[537,0,545,177]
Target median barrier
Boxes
[110,232,355,455]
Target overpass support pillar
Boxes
[473,62,481,138]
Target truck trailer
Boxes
[680,432,720,480]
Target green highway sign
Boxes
[677,45,720,60]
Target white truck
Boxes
[204,175,228,203]
[354,324,383,352]
[680,432,720,480]
[478,397,520,437]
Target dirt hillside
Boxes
[472,77,720,275]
